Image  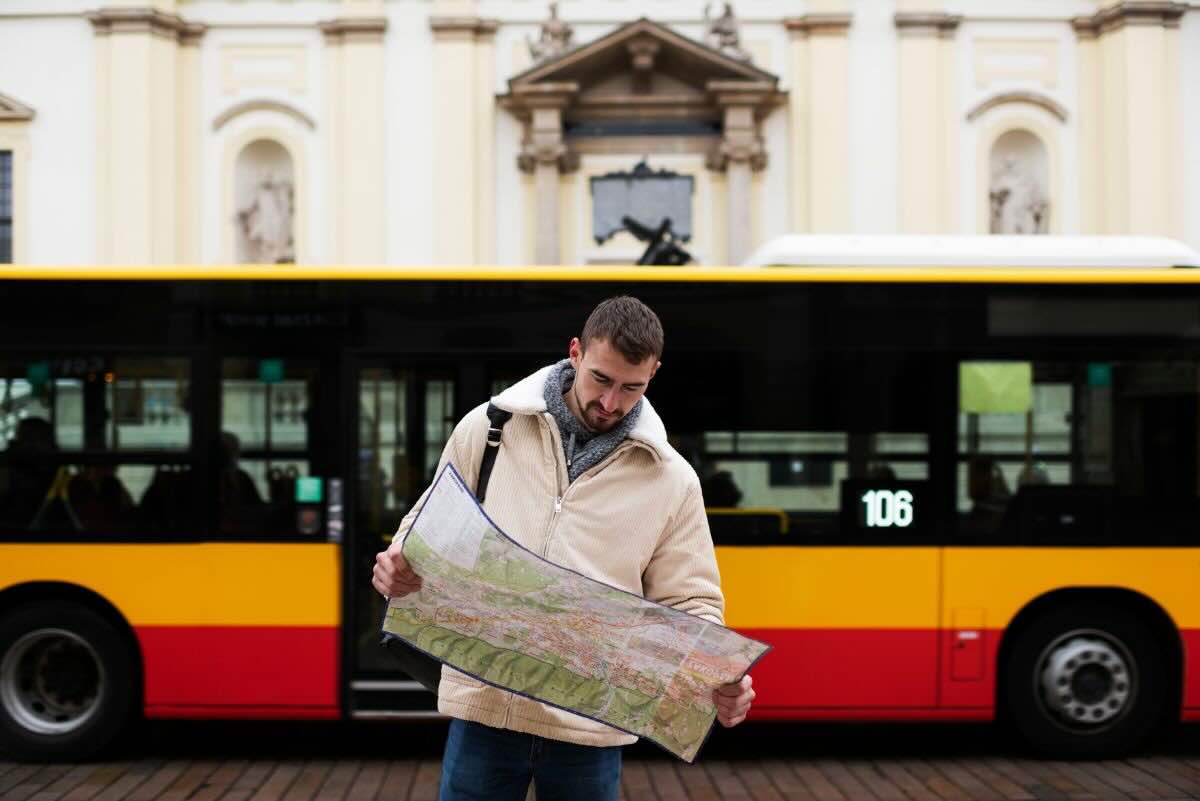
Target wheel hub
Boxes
[1039,632,1132,728]
[1,629,105,735]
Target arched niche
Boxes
[220,125,308,263]
[988,129,1049,234]
[975,112,1061,235]
[234,139,295,263]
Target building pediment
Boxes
[0,91,35,122]
[501,17,782,126]
[509,17,777,91]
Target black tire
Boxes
[1002,602,1168,758]
[0,601,136,761]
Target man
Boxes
[372,296,755,800]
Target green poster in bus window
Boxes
[1087,362,1113,388]
[258,359,284,384]
[295,477,323,503]
[960,362,1032,413]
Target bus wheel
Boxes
[0,602,136,760]
[1003,603,1167,758]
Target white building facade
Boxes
[0,0,1197,266]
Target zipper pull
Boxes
[554,496,562,514]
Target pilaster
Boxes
[323,16,388,263]
[430,16,500,265]
[1073,2,1186,235]
[784,14,852,234]
[895,12,960,233]
[89,6,188,263]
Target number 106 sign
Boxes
[840,480,929,535]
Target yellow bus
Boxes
[2,235,1199,759]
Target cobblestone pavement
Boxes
[3,721,1200,801]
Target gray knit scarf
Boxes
[543,359,642,483]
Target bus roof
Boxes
[5,264,1200,284]
[743,235,1200,269]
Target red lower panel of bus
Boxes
[146,705,339,719]
[136,626,339,717]
[744,627,1200,718]
[736,627,940,708]
[750,707,993,721]
[1184,629,1200,711]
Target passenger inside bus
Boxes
[964,456,1011,537]
[218,430,266,534]
[68,465,135,531]
[0,417,58,530]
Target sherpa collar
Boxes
[490,363,668,463]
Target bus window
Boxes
[958,360,1200,545]
[220,358,320,536]
[0,356,194,536]
[688,430,929,544]
[357,368,456,538]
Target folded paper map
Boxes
[381,463,771,762]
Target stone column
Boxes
[784,14,853,233]
[513,85,576,265]
[430,16,499,265]
[894,12,960,234]
[90,6,187,263]
[1073,2,1185,236]
[707,82,772,265]
[323,16,387,263]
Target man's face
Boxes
[568,337,660,432]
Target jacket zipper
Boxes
[545,414,636,518]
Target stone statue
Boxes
[989,155,1048,234]
[528,2,573,64]
[704,1,750,61]
[237,170,295,263]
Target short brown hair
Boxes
[581,296,664,363]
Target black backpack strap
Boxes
[476,403,512,503]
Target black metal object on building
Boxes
[622,215,693,265]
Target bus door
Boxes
[348,362,459,716]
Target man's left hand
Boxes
[712,674,755,727]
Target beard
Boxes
[585,401,624,431]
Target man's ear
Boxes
[569,337,583,369]
[649,360,661,381]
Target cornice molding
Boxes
[212,99,318,132]
[0,91,36,122]
[320,16,388,43]
[87,7,200,42]
[966,90,1069,123]
[783,13,853,36]
[1072,1,1186,36]
[894,12,962,36]
[429,16,499,40]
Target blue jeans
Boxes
[439,718,622,801]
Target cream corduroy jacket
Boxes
[392,363,725,747]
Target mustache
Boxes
[586,402,622,420]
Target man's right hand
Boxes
[373,539,423,598]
